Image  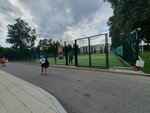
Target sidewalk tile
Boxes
[0,82,6,90]
[50,105,59,113]
[15,90,33,102]
[19,84,45,99]
[39,96,51,103]
[0,102,7,113]
[0,107,7,113]
[45,108,57,113]
[23,97,49,113]
[6,83,22,94]
[0,78,22,94]
[45,99,55,107]
[0,93,31,113]
[0,88,12,98]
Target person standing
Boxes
[1,57,7,67]
[43,58,49,75]
[40,55,45,75]
[40,56,49,75]
[69,54,73,64]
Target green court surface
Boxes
[141,51,150,74]
[33,52,149,73]
[40,53,123,68]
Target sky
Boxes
[0,0,113,47]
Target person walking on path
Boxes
[40,56,49,75]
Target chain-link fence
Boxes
[114,29,140,66]
[3,33,131,69]
[74,34,109,68]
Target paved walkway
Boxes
[0,70,67,113]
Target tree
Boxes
[106,0,150,48]
[27,29,37,62]
[37,38,60,58]
[37,39,49,57]
[67,44,73,52]
[6,18,37,50]
[49,40,60,54]
[50,40,60,63]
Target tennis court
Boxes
[45,53,123,68]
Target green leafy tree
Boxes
[37,38,60,58]
[67,44,73,52]
[50,40,60,63]
[28,29,37,62]
[47,39,60,55]
[6,18,37,50]
[37,39,49,57]
[106,0,150,48]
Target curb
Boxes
[0,70,67,113]
[15,62,150,77]
[49,65,146,76]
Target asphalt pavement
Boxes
[1,62,150,113]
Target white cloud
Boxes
[0,0,112,47]
[63,2,112,45]
[8,0,36,28]
[0,0,37,47]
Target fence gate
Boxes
[74,34,109,68]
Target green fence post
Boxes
[64,41,68,65]
[105,33,109,68]
[74,40,78,66]
[33,49,35,63]
[135,29,140,61]
[88,37,91,67]
[54,46,57,65]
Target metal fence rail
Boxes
[114,29,140,66]
[74,33,109,68]
[3,33,110,69]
